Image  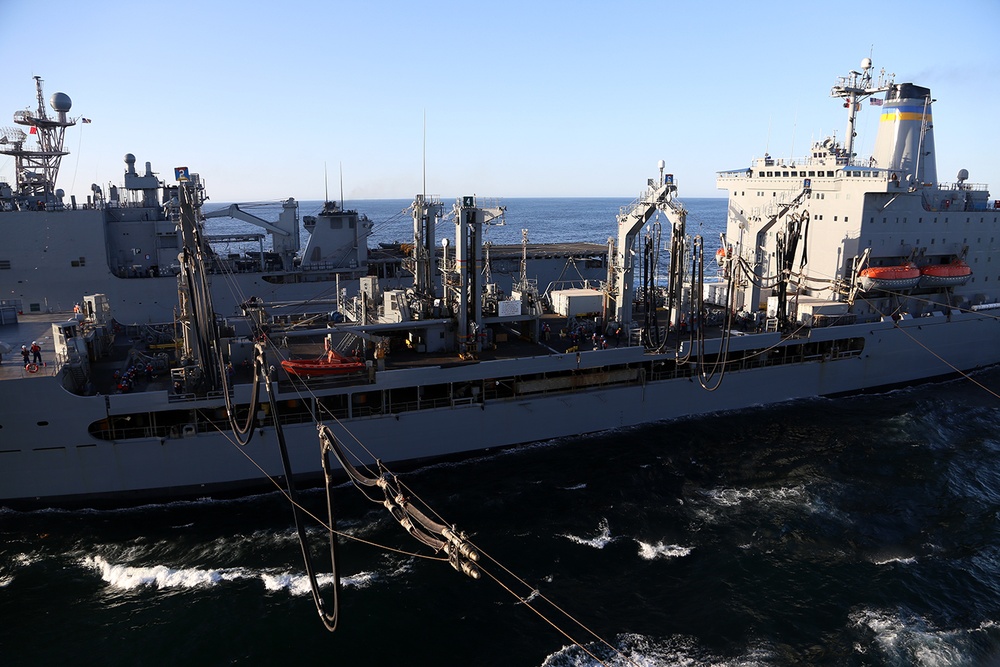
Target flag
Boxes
[870,98,883,106]
[29,126,37,134]
[81,118,92,123]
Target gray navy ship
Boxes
[1,59,998,507]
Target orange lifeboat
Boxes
[859,264,920,291]
[280,350,365,378]
[918,260,972,287]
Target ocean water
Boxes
[3,198,1000,666]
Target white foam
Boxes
[261,571,340,596]
[561,483,587,491]
[636,540,691,560]
[706,485,806,508]
[562,518,614,549]
[13,552,36,566]
[850,607,975,665]
[872,555,917,566]
[539,632,773,667]
[83,553,383,596]
[82,554,249,590]
[0,574,13,587]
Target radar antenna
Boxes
[0,76,78,202]
[830,58,894,162]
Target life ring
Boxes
[25,363,39,374]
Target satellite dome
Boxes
[958,168,969,182]
[50,92,72,112]
[861,57,872,70]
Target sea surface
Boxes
[3,198,1000,666]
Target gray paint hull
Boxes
[2,311,996,505]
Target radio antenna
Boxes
[422,110,427,198]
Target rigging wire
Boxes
[257,345,340,631]
[196,319,635,660]
[859,294,1000,401]
[198,378,631,663]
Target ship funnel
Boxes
[871,83,937,186]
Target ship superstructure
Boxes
[716,59,997,330]
[0,78,605,321]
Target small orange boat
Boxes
[919,260,972,287]
[281,351,365,378]
[858,264,920,291]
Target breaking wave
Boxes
[562,518,614,549]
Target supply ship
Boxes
[2,59,998,507]
[0,76,603,322]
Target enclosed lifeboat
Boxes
[858,264,920,291]
[918,260,972,288]
[281,350,365,378]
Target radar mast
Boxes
[829,58,893,161]
[0,76,77,203]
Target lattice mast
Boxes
[0,76,77,202]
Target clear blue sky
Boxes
[1,0,998,202]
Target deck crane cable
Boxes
[774,211,809,331]
[860,295,1000,402]
[258,344,341,632]
[198,411,452,563]
[211,290,643,658]
[393,475,640,667]
[856,281,1000,325]
[208,346,633,662]
[247,339,629,658]
[668,233,692,361]
[701,238,744,391]
[239,336,467,558]
[691,236,734,391]
[317,424,482,576]
[216,344,262,446]
[640,225,663,349]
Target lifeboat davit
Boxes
[919,260,972,288]
[281,352,365,378]
[858,264,920,291]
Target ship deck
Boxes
[0,307,734,396]
[0,311,66,382]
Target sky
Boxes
[1,0,998,203]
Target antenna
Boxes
[324,162,329,203]
[422,109,427,199]
[789,108,798,162]
[339,162,344,208]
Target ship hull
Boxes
[2,310,997,506]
